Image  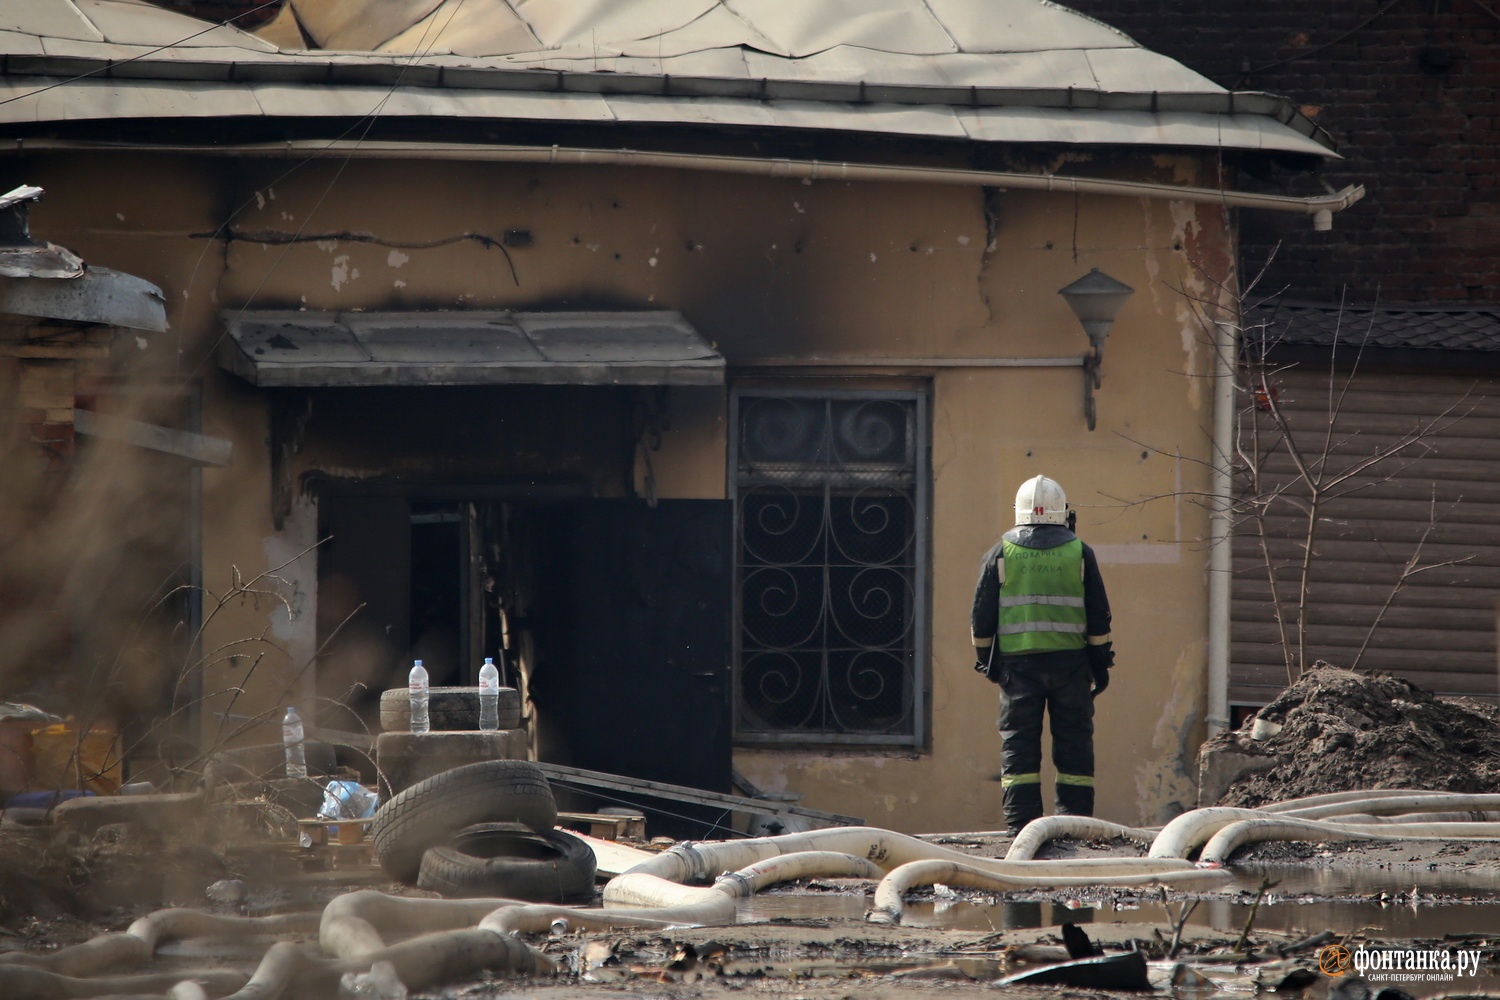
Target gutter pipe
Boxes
[23,139,1366,227]
[1207,316,1236,737]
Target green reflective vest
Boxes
[997,538,1087,655]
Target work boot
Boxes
[1003,782,1043,835]
[1055,780,1094,817]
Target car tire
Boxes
[417,824,597,902]
[370,759,557,882]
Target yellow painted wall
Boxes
[16,149,1234,826]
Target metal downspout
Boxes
[1207,317,1236,737]
[23,139,1367,225]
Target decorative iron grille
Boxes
[732,391,926,744]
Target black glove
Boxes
[974,646,1000,684]
[1087,642,1114,696]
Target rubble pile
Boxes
[1206,664,1500,807]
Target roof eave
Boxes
[0,52,1338,154]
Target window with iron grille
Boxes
[731,389,927,746]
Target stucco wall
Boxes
[18,149,1232,828]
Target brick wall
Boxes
[1066,0,1500,305]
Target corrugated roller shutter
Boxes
[1231,367,1500,706]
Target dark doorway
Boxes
[317,491,734,833]
[316,494,410,731]
[409,504,463,687]
[510,500,734,837]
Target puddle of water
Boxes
[736,864,1500,938]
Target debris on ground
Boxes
[1200,664,1500,807]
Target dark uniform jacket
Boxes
[970,524,1112,671]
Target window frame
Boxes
[728,384,929,748]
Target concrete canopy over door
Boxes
[219,310,724,387]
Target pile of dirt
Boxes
[1208,664,1500,807]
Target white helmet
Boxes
[1015,475,1069,526]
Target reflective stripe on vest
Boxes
[997,538,1087,655]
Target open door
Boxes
[563,499,732,829]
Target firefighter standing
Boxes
[970,474,1114,834]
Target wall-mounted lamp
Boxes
[1059,267,1134,431]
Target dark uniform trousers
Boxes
[995,651,1095,831]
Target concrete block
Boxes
[376,729,528,798]
[1196,738,1279,807]
[52,792,203,837]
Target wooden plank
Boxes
[530,761,863,827]
[1232,580,1500,608]
[574,831,656,877]
[1231,557,1500,587]
[1234,620,1493,652]
[74,409,233,467]
[1230,600,1492,632]
[1246,501,1498,528]
[557,810,646,841]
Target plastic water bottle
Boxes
[282,706,307,779]
[408,660,429,734]
[478,657,500,731]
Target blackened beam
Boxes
[529,761,863,828]
[74,409,232,466]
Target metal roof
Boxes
[1246,301,1500,355]
[220,310,726,387]
[0,0,1337,157]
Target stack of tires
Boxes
[368,759,596,902]
[374,684,530,799]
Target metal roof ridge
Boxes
[0,50,1331,147]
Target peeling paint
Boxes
[331,255,352,291]
[394,279,407,288]
[869,252,877,262]
[254,191,265,210]
[957,235,970,245]
[1134,642,1206,824]
[1165,200,1220,413]
[315,239,338,253]
[386,250,409,268]
[793,201,805,214]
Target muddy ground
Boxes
[1,824,1497,1000]
[1,665,1497,998]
